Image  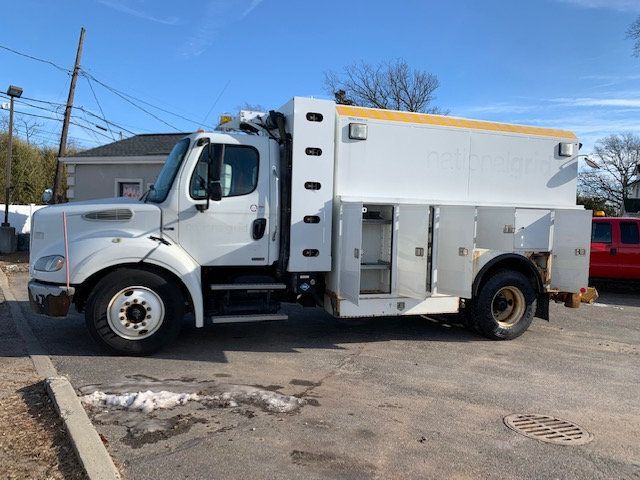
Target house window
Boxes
[115,178,144,199]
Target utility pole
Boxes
[52,27,85,204]
[0,85,22,254]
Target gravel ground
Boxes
[0,288,86,480]
[4,270,640,480]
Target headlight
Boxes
[33,255,65,272]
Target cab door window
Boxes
[190,145,259,200]
[620,222,640,244]
[591,222,612,243]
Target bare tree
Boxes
[627,16,640,57]
[19,117,43,145]
[324,59,447,114]
[578,133,640,213]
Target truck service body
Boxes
[28,97,591,354]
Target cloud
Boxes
[98,0,180,25]
[180,0,264,58]
[551,97,640,108]
[555,0,640,13]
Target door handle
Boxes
[610,247,617,256]
[252,218,267,240]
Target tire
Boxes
[470,269,536,340]
[85,269,184,355]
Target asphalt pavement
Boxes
[4,270,640,480]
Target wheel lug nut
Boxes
[120,308,125,313]
[133,325,138,329]
[125,301,130,306]
[125,323,130,327]
[133,299,138,303]
[141,301,146,305]
[141,322,146,326]
[146,315,151,319]
[146,307,151,311]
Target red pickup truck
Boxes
[590,216,640,279]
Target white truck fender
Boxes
[69,236,205,328]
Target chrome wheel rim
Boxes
[107,286,165,340]
[491,286,525,327]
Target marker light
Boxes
[594,211,606,217]
[559,142,575,157]
[349,123,368,140]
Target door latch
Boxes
[252,218,267,240]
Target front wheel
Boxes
[470,270,536,340]
[85,269,184,355]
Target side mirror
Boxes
[208,143,225,201]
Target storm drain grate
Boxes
[504,414,593,445]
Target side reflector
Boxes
[349,123,368,140]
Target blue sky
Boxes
[1,0,639,152]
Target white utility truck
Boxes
[28,98,591,354]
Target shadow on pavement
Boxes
[2,299,486,363]
[590,280,640,308]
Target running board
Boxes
[210,314,288,324]
[210,283,287,291]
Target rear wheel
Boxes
[470,270,536,340]
[85,269,184,355]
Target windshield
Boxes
[147,138,190,203]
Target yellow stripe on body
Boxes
[336,105,577,140]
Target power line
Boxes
[81,70,208,127]
[1,108,115,141]
[81,71,181,131]
[0,43,72,74]
[0,93,137,136]
[85,76,116,141]
[202,79,231,127]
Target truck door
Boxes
[435,206,476,298]
[397,205,430,299]
[589,219,614,278]
[617,220,640,279]
[177,136,271,266]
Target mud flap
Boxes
[535,293,550,321]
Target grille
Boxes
[504,414,593,445]
[83,209,133,221]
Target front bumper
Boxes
[28,279,75,317]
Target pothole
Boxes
[504,414,593,445]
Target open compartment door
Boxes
[551,209,591,292]
[435,206,476,298]
[397,205,430,299]
[338,202,363,305]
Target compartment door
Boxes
[435,206,476,298]
[397,205,430,299]
[551,209,591,292]
[338,202,363,305]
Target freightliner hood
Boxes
[30,197,163,283]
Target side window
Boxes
[591,222,612,243]
[190,150,209,199]
[190,145,259,199]
[620,222,640,244]
[224,145,259,197]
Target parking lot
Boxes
[3,270,640,480]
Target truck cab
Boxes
[590,216,640,280]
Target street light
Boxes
[576,154,600,170]
[0,85,23,254]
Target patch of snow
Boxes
[81,390,201,414]
[81,384,305,414]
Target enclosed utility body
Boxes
[28,98,591,354]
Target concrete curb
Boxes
[0,269,120,480]
[47,377,120,480]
